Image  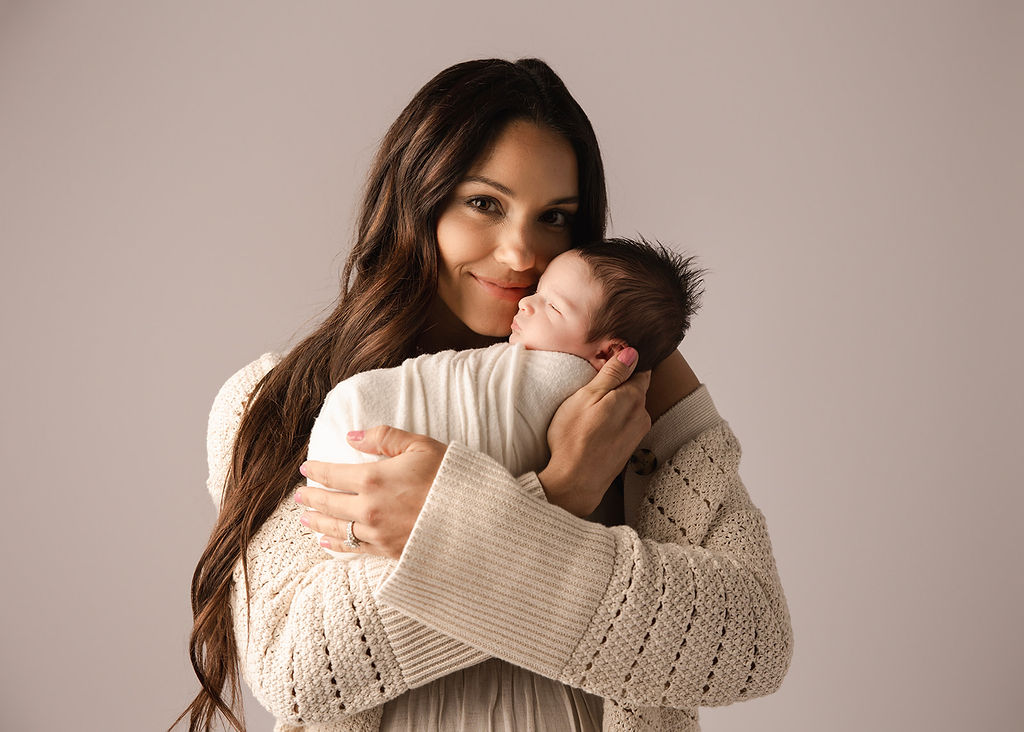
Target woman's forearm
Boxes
[645,349,701,423]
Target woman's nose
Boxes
[494,221,537,271]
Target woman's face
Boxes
[433,120,579,339]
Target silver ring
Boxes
[344,520,362,550]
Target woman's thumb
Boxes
[587,347,640,395]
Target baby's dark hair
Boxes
[576,237,705,372]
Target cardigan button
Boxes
[629,448,658,476]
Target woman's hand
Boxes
[295,426,447,560]
[539,347,652,517]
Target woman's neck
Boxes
[415,297,504,355]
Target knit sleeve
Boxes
[206,356,494,726]
[375,408,794,710]
[205,353,280,508]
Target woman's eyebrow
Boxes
[463,175,513,196]
[462,175,578,206]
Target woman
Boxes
[178,58,793,732]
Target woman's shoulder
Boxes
[210,351,282,415]
[205,352,283,505]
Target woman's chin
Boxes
[469,315,515,339]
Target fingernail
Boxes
[294,490,303,504]
[347,430,364,442]
[299,514,310,526]
[319,537,331,548]
[617,347,637,366]
[299,462,308,476]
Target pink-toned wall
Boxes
[2,2,1020,730]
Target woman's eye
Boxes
[541,209,572,227]
[467,196,498,213]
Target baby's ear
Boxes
[591,338,629,368]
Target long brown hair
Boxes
[173,58,608,731]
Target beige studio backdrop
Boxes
[1,2,1021,730]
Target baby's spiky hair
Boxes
[576,236,705,371]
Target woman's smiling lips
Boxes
[471,274,534,302]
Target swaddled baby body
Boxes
[306,240,703,558]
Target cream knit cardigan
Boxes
[206,353,793,732]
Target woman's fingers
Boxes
[296,485,356,523]
[601,368,652,415]
[300,459,363,493]
[583,346,642,399]
[540,349,653,517]
[298,502,374,551]
[346,424,446,458]
[300,426,442,492]
[318,528,370,554]
[296,427,449,559]
[296,486,361,545]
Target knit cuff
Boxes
[516,471,548,501]
[360,557,490,689]
[642,384,721,458]
[375,442,618,678]
[374,603,491,688]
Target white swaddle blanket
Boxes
[305,342,595,559]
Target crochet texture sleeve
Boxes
[206,355,494,726]
[375,415,794,711]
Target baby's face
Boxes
[509,250,618,369]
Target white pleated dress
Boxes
[379,658,604,731]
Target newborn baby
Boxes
[306,237,703,558]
